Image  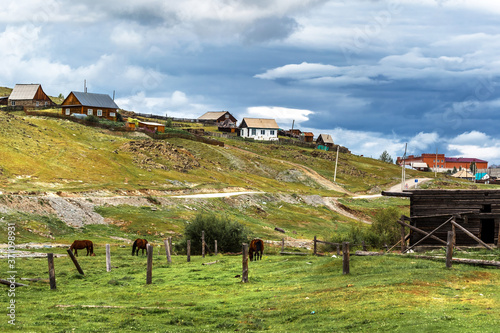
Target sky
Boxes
[2,0,500,164]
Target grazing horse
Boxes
[132,238,148,256]
[249,238,264,261]
[69,240,95,257]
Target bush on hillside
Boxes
[328,207,402,250]
[175,214,250,255]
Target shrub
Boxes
[85,115,99,123]
[176,214,250,255]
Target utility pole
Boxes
[401,143,407,191]
[435,148,438,178]
[334,145,339,182]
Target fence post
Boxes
[446,231,454,268]
[215,240,218,255]
[164,239,172,264]
[146,244,153,284]
[342,242,350,275]
[400,222,406,253]
[187,240,191,262]
[313,236,317,255]
[242,243,249,283]
[336,244,340,256]
[202,231,205,258]
[106,244,111,272]
[47,253,56,290]
[66,248,84,275]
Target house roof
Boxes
[475,173,488,180]
[451,169,475,178]
[239,118,279,129]
[9,84,41,100]
[70,91,119,109]
[317,134,334,144]
[446,157,488,163]
[198,111,230,120]
[139,121,164,126]
[303,132,314,137]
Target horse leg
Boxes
[74,249,78,257]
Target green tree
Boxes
[176,214,250,255]
[452,166,457,174]
[379,150,394,164]
[470,162,477,174]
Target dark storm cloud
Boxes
[242,16,299,43]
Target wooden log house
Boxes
[8,84,56,109]
[384,190,500,247]
[61,91,119,121]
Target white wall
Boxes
[240,128,278,141]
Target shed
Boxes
[61,91,119,121]
[8,84,56,109]
[302,132,314,143]
[383,190,500,247]
[138,121,165,133]
[316,134,334,147]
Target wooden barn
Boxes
[302,132,314,143]
[61,91,119,121]
[8,84,56,109]
[384,190,500,248]
[316,134,334,148]
[198,111,237,126]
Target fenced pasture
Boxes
[1,245,499,332]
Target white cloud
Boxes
[408,132,439,152]
[255,62,340,80]
[115,90,209,118]
[246,106,313,128]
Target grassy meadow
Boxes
[1,248,499,332]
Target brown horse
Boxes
[69,240,95,257]
[249,239,264,261]
[132,238,148,256]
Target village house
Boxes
[197,111,237,126]
[316,134,334,148]
[301,132,314,143]
[61,91,119,121]
[239,118,279,141]
[8,84,56,109]
[396,154,488,172]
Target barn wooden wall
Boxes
[410,190,500,246]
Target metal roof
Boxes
[9,84,40,100]
[446,157,488,163]
[239,118,279,129]
[71,91,119,109]
[139,121,164,126]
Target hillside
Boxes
[0,111,488,247]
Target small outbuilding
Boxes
[316,134,334,148]
[138,121,165,133]
[8,84,56,109]
[61,91,119,121]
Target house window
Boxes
[87,109,93,115]
[97,109,103,117]
[65,108,70,115]
[261,130,265,135]
[110,112,115,117]
[251,129,256,135]
[270,130,275,135]
[11,101,15,106]
[36,101,39,107]
[45,101,48,106]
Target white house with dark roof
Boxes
[61,91,119,121]
[239,118,279,141]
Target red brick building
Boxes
[397,154,488,171]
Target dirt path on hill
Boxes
[225,145,351,194]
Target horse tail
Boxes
[132,239,138,255]
[90,241,94,254]
[256,240,262,253]
[69,243,74,251]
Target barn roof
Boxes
[198,111,229,120]
[317,134,334,144]
[70,91,119,109]
[239,118,279,129]
[9,84,41,100]
[139,121,164,126]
